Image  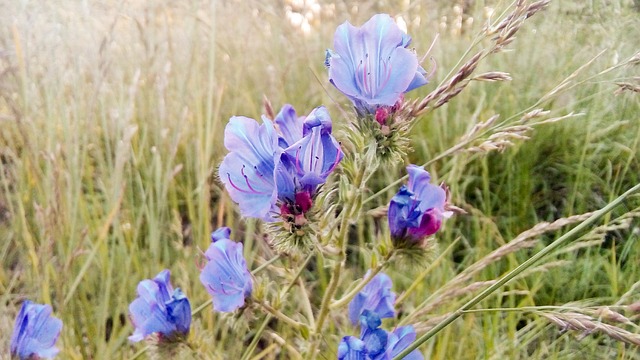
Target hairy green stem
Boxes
[257,300,305,330]
[298,277,316,329]
[241,315,272,360]
[393,182,640,359]
[306,208,350,359]
[251,254,282,275]
[306,154,368,359]
[330,252,393,310]
[395,237,461,308]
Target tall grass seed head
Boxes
[10,300,63,360]
[128,270,191,343]
[199,227,253,312]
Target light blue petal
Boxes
[128,270,190,342]
[200,238,252,313]
[219,151,278,220]
[389,325,423,360]
[406,64,429,92]
[167,289,191,335]
[211,227,232,242]
[337,336,366,360]
[219,116,280,220]
[329,14,422,110]
[11,302,62,359]
[274,104,304,148]
[348,272,396,325]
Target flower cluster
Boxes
[128,269,192,342]
[340,272,422,360]
[388,165,450,248]
[127,227,254,345]
[10,300,63,360]
[9,12,452,360]
[219,105,343,241]
[338,311,422,360]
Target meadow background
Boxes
[1,0,639,359]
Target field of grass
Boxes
[1,0,639,359]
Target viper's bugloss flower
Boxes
[340,310,423,360]
[337,336,366,360]
[128,270,191,342]
[348,272,396,325]
[218,115,281,221]
[10,300,63,359]
[388,165,449,245]
[200,227,253,312]
[326,14,428,115]
[219,105,342,221]
[280,106,342,199]
[385,325,423,360]
[359,311,389,359]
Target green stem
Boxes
[307,166,366,359]
[245,252,314,359]
[251,254,281,275]
[330,252,393,310]
[363,140,472,206]
[395,237,461,308]
[241,315,272,360]
[393,182,640,360]
[257,301,305,330]
[298,277,316,329]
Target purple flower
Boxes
[128,270,191,342]
[359,311,389,359]
[218,115,281,221]
[337,336,366,360]
[348,272,396,325]
[10,300,63,359]
[281,106,342,195]
[219,105,342,221]
[326,14,428,114]
[385,326,423,360]
[388,165,448,245]
[199,227,253,312]
[340,310,423,360]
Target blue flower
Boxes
[10,300,63,359]
[199,227,253,312]
[326,14,428,114]
[128,270,191,342]
[218,116,282,221]
[219,106,342,221]
[282,106,343,195]
[340,310,424,360]
[385,325,423,360]
[337,336,366,360]
[359,311,389,359]
[388,165,448,245]
[348,272,396,325]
